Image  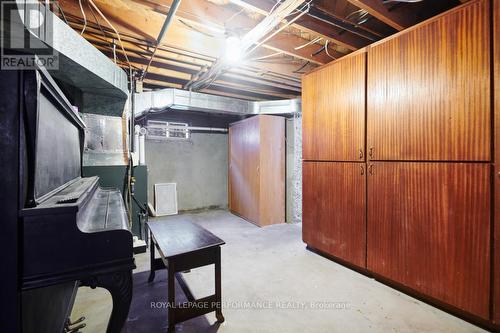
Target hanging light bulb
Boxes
[224,36,243,65]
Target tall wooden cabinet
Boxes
[228,115,285,227]
[302,0,496,325]
[302,50,368,269]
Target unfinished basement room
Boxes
[1,0,500,332]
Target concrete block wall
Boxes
[286,115,302,224]
[145,133,228,212]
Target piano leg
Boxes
[82,270,133,333]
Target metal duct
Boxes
[3,1,128,116]
[252,99,302,115]
[134,89,301,118]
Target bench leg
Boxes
[215,247,224,323]
[168,260,176,333]
[148,232,156,283]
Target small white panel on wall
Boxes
[154,183,178,216]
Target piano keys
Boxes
[2,65,135,332]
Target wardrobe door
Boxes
[302,51,366,161]
[367,0,490,161]
[229,117,260,224]
[303,162,366,267]
[259,115,285,226]
[367,162,491,318]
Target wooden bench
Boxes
[147,219,225,332]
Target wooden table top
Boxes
[147,220,225,258]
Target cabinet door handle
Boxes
[368,147,374,159]
[368,164,374,175]
[360,165,365,175]
[359,149,364,159]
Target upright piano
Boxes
[1,66,135,332]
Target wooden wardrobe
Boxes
[303,0,497,326]
[228,115,285,227]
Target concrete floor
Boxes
[72,210,487,332]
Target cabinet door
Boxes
[303,162,366,267]
[229,117,260,224]
[494,0,500,324]
[259,115,285,226]
[367,0,490,161]
[367,162,490,318]
[302,52,366,161]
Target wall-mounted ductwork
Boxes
[3,1,128,116]
[134,88,301,118]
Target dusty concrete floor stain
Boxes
[72,210,486,333]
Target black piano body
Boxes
[3,65,135,332]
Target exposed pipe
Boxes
[142,0,182,80]
[139,127,147,165]
[165,125,228,133]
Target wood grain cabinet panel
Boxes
[494,0,500,324]
[303,162,366,267]
[367,0,491,161]
[229,115,285,227]
[228,117,260,224]
[302,51,366,161]
[367,162,491,318]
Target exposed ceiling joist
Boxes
[228,0,367,50]
[56,0,462,101]
[346,0,416,30]
[77,24,306,83]
[61,2,309,78]
[136,0,345,64]
[90,39,301,99]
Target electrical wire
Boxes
[294,36,321,50]
[86,5,129,69]
[78,0,87,35]
[178,19,215,38]
[269,0,284,15]
[53,2,69,25]
[87,0,132,75]
[293,60,310,73]
[250,51,282,61]
[312,45,325,56]
[190,0,307,91]
[226,7,245,24]
[324,40,336,60]
[244,1,310,57]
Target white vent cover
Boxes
[147,120,189,140]
[154,183,178,216]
